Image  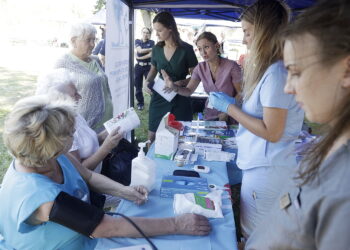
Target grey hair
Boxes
[69,22,97,40]
[36,68,76,95]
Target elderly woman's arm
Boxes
[28,154,211,237]
[66,153,147,204]
[70,128,122,171]
[91,213,210,238]
[30,201,210,238]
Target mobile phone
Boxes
[193,165,210,173]
[173,170,200,178]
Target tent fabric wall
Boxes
[123,0,316,21]
[104,0,316,140]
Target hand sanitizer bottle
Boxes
[130,140,156,192]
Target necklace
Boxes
[209,58,220,76]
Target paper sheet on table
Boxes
[205,151,235,162]
[153,77,177,102]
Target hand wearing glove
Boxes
[209,92,235,113]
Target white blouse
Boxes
[70,114,102,173]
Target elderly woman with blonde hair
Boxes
[0,96,211,249]
[54,22,112,132]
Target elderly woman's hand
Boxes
[121,185,148,205]
[174,214,211,236]
[101,127,123,152]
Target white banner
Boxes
[106,0,130,116]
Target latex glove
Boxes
[101,127,123,152]
[174,214,211,236]
[122,185,148,205]
[209,92,235,113]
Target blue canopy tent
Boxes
[125,0,316,21]
[104,0,316,138]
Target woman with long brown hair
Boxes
[162,31,241,123]
[145,11,198,142]
[246,0,350,248]
[209,0,304,239]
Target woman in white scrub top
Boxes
[247,0,350,248]
[209,0,304,239]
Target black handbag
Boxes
[101,138,139,186]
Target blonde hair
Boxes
[3,95,76,168]
[241,0,289,99]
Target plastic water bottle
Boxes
[129,140,156,192]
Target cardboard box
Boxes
[155,112,179,159]
[160,175,209,198]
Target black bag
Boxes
[101,138,139,186]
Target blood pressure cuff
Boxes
[49,191,105,237]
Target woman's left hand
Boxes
[122,185,149,205]
[161,69,178,93]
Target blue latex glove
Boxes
[209,92,235,113]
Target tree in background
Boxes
[94,0,106,13]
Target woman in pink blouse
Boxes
[163,31,242,122]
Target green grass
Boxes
[134,93,151,143]
[0,67,37,183]
[0,65,323,183]
[0,67,151,183]
[305,120,323,135]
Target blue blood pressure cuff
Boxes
[49,191,105,237]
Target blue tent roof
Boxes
[124,0,316,21]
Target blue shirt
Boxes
[135,39,155,63]
[236,61,304,170]
[93,39,105,56]
[0,155,97,250]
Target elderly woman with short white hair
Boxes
[36,68,119,175]
[54,22,112,132]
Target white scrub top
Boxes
[236,60,304,170]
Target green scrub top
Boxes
[149,41,198,132]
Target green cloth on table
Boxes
[149,42,198,132]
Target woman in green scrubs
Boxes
[145,11,198,141]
